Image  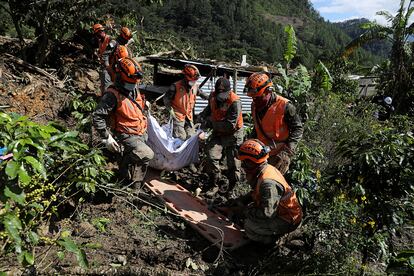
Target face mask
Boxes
[241,161,259,175]
[216,91,230,102]
[122,82,136,92]
[254,92,272,111]
[188,81,196,86]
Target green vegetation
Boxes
[0,113,112,267]
[344,0,414,113]
[0,0,384,67]
[0,0,413,274]
[137,0,383,66]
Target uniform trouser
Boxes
[172,117,195,140]
[244,210,299,244]
[204,135,242,192]
[116,133,154,183]
[99,68,112,95]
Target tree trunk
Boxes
[34,0,50,66]
[6,1,27,60]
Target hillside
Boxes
[137,0,384,66]
[335,18,392,58]
[1,0,413,275]
[0,0,384,68]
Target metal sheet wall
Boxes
[194,76,252,115]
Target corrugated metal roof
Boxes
[194,76,252,115]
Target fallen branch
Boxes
[135,50,177,62]
[143,37,193,59]
[4,53,64,88]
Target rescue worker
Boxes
[244,72,303,175]
[197,77,244,196]
[93,24,133,95]
[164,64,209,140]
[93,57,154,186]
[236,139,302,244]
[117,27,133,47]
[108,45,129,82]
[372,95,394,121]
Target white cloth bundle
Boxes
[147,114,200,171]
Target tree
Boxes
[343,0,414,113]
[1,0,162,65]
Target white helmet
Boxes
[384,97,392,105]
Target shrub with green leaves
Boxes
[68,91,97,131]
[0,112,112,267]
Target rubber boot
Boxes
[206,173,220,197]
[129,164,148,192]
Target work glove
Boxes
[102,133,121,153]
[274,149,293,175]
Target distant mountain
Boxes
[334,18,392,58]
[138,0,385,67]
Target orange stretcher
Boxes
[144,175,249,251]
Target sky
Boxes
[310,0,403,23]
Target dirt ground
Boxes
[2,38,412,275]
[0,40,290,275]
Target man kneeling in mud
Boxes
[226,139,303,244]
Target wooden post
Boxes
[233,70,238,93]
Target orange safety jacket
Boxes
[252,164,302,225]
[171,80,198,122]
[107,87,147,135]
[98,35,111,64]
[210,91,243,131]
[108,45,125,81]
[252,95,290,155]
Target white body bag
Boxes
[147,114,200,171]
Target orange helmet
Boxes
[93,24,105,34]
[115,45,129,60]
[238,139,270,164]
[244,72,273,98]
[118,57,143,84]
[182,64,200,81]
[120,27,132,40]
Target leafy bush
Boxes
[68,91,97,131]
[335,116,414,214]
[0,112,112,267]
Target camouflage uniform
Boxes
[93,86,154,184]
[254,95,303,169]
[243,166,299,244]
[98,38,118,94]
[198,94,244,193]
[164,82,209,140]
[99,37,132,95]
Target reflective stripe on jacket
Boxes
[171,80,198,122]
[210,91,243,131]
[107,87,147,135]
[253,95,290,150]
[253,164,302,225]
